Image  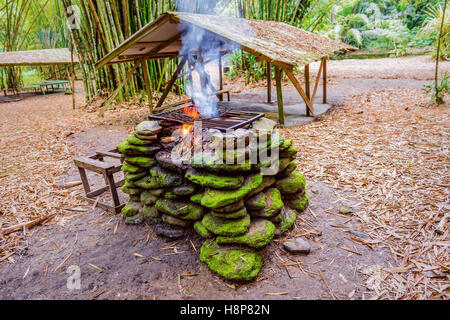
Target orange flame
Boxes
[183,103,200,120]
[182,124,193,137]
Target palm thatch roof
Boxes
[0,48,79,67]
[96,12,356,70]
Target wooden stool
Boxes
[73,149,125,214]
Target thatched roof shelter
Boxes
[96,12,355,69]
[96,12,357,122]
[0,48,79,67]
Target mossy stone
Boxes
[125,171,148,181]
[150,166,183,187]
[213,199,245,213]
[140,205,161,219]
[199,239,263,281]
[280,146,298,158]
[280,139,293,150]
[118,141,161,156]
[212,206,248,219]
[246,176,275,198]
[275,171,306,195]
[121,161,145,174]
[186,168,243,190]
[121,202,143,217]
[173,183,196,196]
[148,188,164,197]
[134,175,160,189]
[190,192,204,204]
[125,214,144,225]
[140,191,158,205]
[216,219,275,248]
[121,186,142,196]
[129,195,140,202]
[245,192,266,210]
[126,135,154,146]
[202,213,251,236]
[194,221,213,238]
[274,208,297,237]
[161,214,193,227]
[249,188,283,218]
[122,179,136,189]
[135,121,162,136]
[288,192,309,213]
[201,174,263,209]
[124,156,156,168]
[164,191,178,199]
[277,161,297,178]
[155,198,204,220]
[191,154,252,174]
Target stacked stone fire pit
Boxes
[117,116,309,281]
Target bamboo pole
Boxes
[304,64,311,116]
[274,65,284,126]
[218,54,223,101]
[267,61,272,103]
[323,57,327,104]
[70,34,75,110]
[141,60,154,114]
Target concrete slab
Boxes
[219,101,333,127]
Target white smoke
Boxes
[176,0,240,117]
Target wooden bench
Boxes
[73,149,125,214]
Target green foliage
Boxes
[424,72,449,105]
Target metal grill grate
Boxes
[148,105,264,131]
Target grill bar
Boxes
[148,105,264,131]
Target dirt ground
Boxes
[0,56,448,300]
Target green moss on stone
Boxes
[149,166,183,187]
[126,135,153,146]
[275,171,306,194]
[289,192,309,212]
[280,139,293,150]
[118,141,160,156]
[125,171,148,181]
[186,168,243,190]
[155,198,204,220]
[191,154,252,174]
[245,192,266,210]
[140,205,161,219]
[140,191,158,205]
[199,240,263,281]
[190,192,204,204]
[216,219,275,248]
[202,213,251,236]
[121,161,145,174]
[161,214,192,227]
[124,156,156,168]
[121,202,142,217]
[201,174,263,209]
[250,188,283,218]
[275,208,297,236]
[212,206,248,219]
[134,175,160,189]
[121,186,142,196]
[194,221,213,238]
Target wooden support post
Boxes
[100,61,140,112]
[311,58,324,102]
[304,64,311,116]
[274,65,284,126]
[218,54,223,101]
[323,57,327,104]
[283,67,314,116]
[155,56,187,109]
[141,60,154,114]
[267,61,272,103]
[70,34,75,110]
